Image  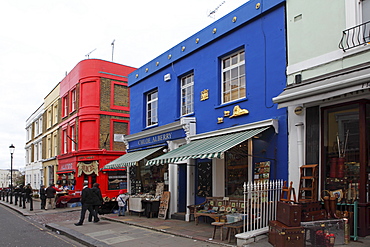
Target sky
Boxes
[0,0,248,170]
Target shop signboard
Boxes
[129,129,185,150]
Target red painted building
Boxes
[57,59,136,198]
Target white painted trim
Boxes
[190,119,278,141]
[287,50,343,76]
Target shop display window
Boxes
[323,104,360,201]
[107,171,127,190]
[57,173,75,190]
[225,142,249,197]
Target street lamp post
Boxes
[9,144,15,204]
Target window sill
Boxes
[214,98,248,109]
[175,113,195,121]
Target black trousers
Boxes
[77,204,98,224]
[88,205,100,222]
[40,198,46,209]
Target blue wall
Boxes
[128,0,287,180]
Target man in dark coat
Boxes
[45,183,57,210]
[39,185,46,209]
[24,184,33,211]
[75,182,99,226]
[88,183,104,222]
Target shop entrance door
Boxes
[178,164,187,212]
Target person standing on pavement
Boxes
[88,183,103,222]
[75,182,99,226]
[39,185,46,210]
[117,190,129,216]
[45,183,57,210]
[24,184,33,211]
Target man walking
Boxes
[45,183,57,210]
[75,182,99,226]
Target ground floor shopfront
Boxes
[105,118,287,221]
[273,65,370,236]
[42,158,58,187]
[57,150,127,198]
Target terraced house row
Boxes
[25,0,370,236]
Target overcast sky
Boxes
[0,0,248,169]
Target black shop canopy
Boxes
[103,146,163,169]
[146,126,269,166]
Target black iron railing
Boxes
[339,20,370,51]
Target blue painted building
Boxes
[111,0,287,220]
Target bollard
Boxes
[28,194,33,211]
[14,192,18,206]
[19,193,22,208]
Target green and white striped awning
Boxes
[104,147,163,169]
[146,127,269,166]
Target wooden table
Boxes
[194,212,224,225]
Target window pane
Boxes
[221,50,246,103]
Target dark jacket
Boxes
[91,187,103,206]
[25,185,33,198]
[39,188,46,199]
[45,186,56,198]
[81,187,95,205]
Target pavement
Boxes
[0,196,369,247]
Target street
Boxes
[0,204,85,247]
[1,202,221,247]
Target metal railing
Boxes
[339,21,370,51]
[242,179,283,234]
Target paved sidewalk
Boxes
[1,196,369,247]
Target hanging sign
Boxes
[77,161,99,177]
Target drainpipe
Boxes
[295,122,304,167]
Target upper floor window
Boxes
[48,109,52,128]
[71,125,76,151]
[62,129,67,154]
[146,90,158,127]
[221,50,246,104]
[181,74,194,116]
[62,95,68,117]
[71,89,77,112]
[39,117,43,134]
[35,121,39,136]
[54,103,58,124]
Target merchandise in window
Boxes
[108,171,127,190]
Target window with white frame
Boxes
[71,125,76,151]
[39,117,43,134]
[35,121,39,136]
[47,136,52,158]
[39,141,42,160]
[345,0,370,28]
[181,73,194,116]
[48,109,52,128]
[54,104,58,124]
[53,132,58,156]
[62,95,68,117]
[34,143,38,161]
[71,89,76,112]
[146,90,158,127]
[63,129,67,153]
[221,50,246,104]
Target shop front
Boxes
[146,119,282,221]
[273,67,370,236]
[57,150,127,198]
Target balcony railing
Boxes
[339,20,370,51]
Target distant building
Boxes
[25,104,44,190]
[42,83,60,186]
[0,169,21,188]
